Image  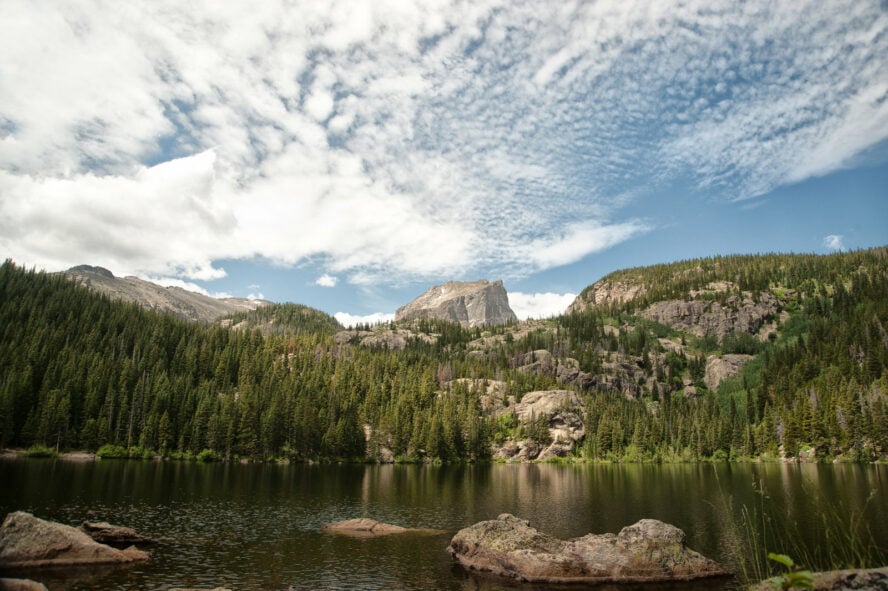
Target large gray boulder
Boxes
[395,280,518,328]
[448,514,729,584]
[0,512,149,568]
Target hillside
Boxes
[62,265,269,323]
[1,248,886,463]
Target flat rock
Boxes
[448,514,729,584]
[0,512,149,568]
[323,518,444,538]
[80,521,155,546]
[0,579,49,591]
[750,567,888,591]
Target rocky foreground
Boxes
[0,512,149,568]
[447,514,729,584]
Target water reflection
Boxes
[1,459,886,591]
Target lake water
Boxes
[1,460,886,591]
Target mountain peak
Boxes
[395,279,517,328]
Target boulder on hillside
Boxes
[80,521,155,546]
[395,280,518,328]
[0,512,149,568]
[448,514,729,584]
[322,518,445,538]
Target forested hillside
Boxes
[1,248,886,463]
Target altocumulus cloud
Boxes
[1,1,885,284]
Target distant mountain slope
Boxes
[395,279,518,328]
[567,248,888,315]
[220,303,342,336]
[62,265,268,323]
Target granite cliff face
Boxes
[63,265,268,323]
[395,280,518,328]
[566,278,646,314]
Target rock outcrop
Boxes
[492,390,585,461]
[395,280,517,328]
[62,265,268,323]
[639,292,779,338]
[566,278,647,314]
[448,514,729,584]
[704,354,753,391]
[0,512,149,568]
[322,518,444,538]
[80,521,155,546]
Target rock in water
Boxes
[448,514,729,584]
[80,521,155,546]
[0,579,49,591]
[395,280,518,328]
[0,512,149,568]
[323,518,446,538]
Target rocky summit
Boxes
[395,279,517,328]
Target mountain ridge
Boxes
[61,265,269,324]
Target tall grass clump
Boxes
[715,478,882,586]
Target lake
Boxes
[1,460,886,590]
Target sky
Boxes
[1,1,886,325]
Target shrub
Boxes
[25,444,58,458]
[96,444,129,459]
[196,448,221,462]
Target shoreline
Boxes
[1,447,885,466]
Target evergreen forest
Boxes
[1,247,886,463]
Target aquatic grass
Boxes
[714,476,884,587]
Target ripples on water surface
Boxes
[1,460,886,590]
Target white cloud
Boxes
[0,0,884,286]
[508,292,576,320]
[334,311,394,328]
[315,273,339,287]
[823,234,846,252]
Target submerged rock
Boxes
[80,521,155,546]
[323,518,445,538]
[0,512,149,568]
[448,514,729,584]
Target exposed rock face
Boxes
[334,328,435,350]
[0,512,149,568]
[448,514,729,584]
[566,279,646,314]
[395,280,518,328]
[704,354,753,391]
[322,518,444,538]
[80,521,155,546]
[62,265,268,323]
[492,390,585,461]
[639,292,779,338]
